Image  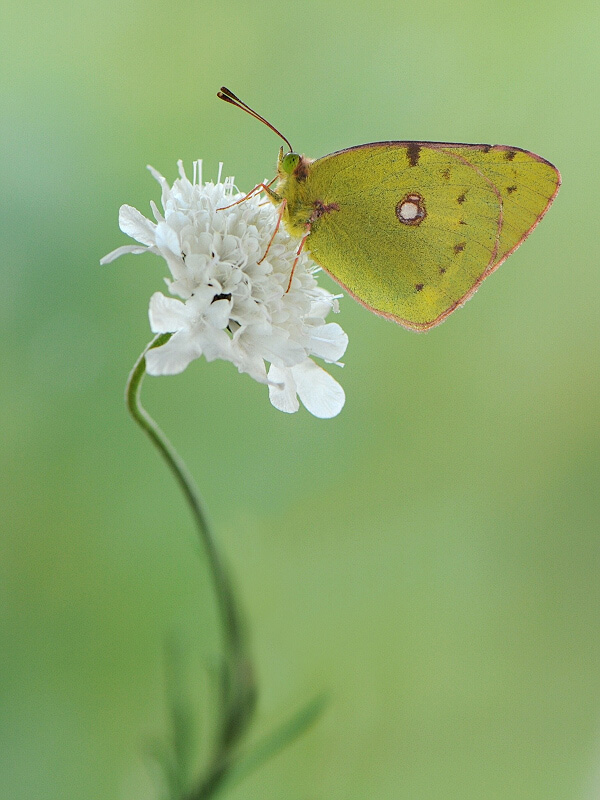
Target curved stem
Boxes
[126,335,240,650]
[126,335,256,797]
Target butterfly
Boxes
[218,87,560,331]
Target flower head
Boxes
[102,161,348,417]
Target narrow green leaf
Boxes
[217,694,328,795]
[165,653,196,789]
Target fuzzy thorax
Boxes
[272,151,317,237]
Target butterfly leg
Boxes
[284,200,339,292]
[285,226,311,293]
[218,177,280,211]
[258,198,287,265]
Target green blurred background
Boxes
[2,0,599,797]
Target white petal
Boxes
[118,205,157,245]
[100,244,149,264]
[187,284,220,312]
[145,330,201,375]
[307,323,349,361]
[309,294,337,318]
[164,210,190,234]
[155,221,181,256]
[229,339,269,384]
[150,200,164,222]
[148,292,188,332]
[292,359,345,418]
[268,365,300,414]
[197,327,232,362]
[204,298,232,329]
[250,329,307,368]
[240,353,269,385]
[147,164,167,188]
[147,165,171,210]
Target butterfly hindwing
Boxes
[441,144,560,269]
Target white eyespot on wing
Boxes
[396,193,426,226]
[399,201,419,220]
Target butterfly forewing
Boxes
[300,142,559,330]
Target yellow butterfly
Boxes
[218,87,560,331]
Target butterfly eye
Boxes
[281,153,301,174]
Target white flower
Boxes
[101,161,348,418]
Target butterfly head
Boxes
[277,147,312,185]
[280,150,301,174]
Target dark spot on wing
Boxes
[504,150,516,161]
[457,192,466,204]
[439,267,446,275]
[415,283,424,292]
[507,185,517,194]
[406,143,421,167]
[311,200,340,222]
[453,242,466,254]
[459,219,467,225]
[442,168,451,180]
[481,145,492,153]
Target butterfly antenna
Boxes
[217,87,293,153]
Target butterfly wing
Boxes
[302,142,560,330]
[441,144,560,268]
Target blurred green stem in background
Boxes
[126,334,325,799]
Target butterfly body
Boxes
[269,141,560,330]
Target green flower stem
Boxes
[126,334,256,799]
